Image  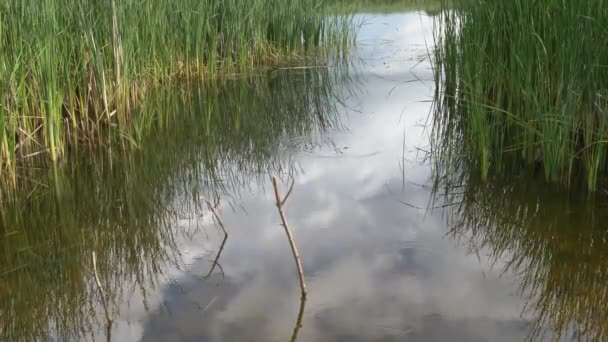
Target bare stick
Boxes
[207,200,228,235]
[92,251,113,342]
[205,201,229,278]
[272,176,307,299]
[290,295,307,342]
[281,178,295,207]
[205,236,227,278]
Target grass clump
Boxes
[433,0,608,191]
[0,0,351,184]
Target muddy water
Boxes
[3,12,608,342]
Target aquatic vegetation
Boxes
[330,0,440,13]
[0,0,352,185]
[433,167,608,342]
[433,0,608,191]
[0,69,348,341]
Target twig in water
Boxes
[92,251,113,342]
[290,295,307,342]
[206,200,227,235]
[271,176,307,299]
[396,199,424,210]
[281,178,295,207]
[205,201,229,278]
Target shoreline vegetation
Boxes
[0,69,348,341]
[433,0,608,192]
[330,0,439,13]
[0,0,352,193]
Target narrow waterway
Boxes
[133,13,533,341]
[3,11,608,342]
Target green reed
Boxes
[331,0,440,13]
[0,67,349,341]
[0,0,352,185]
[433,0,608,191]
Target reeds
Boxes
[331,0,440,13]
[0,0,352,184]
[433,0,608,191]
[0,68,348,341]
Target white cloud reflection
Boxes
[111,12,538,342]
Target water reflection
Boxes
[433,168,608,341]
[4,10,604,342]
[430,7,608,336]
[0,68,347,341]
[142,12,534,342]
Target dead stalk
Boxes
[271,176,307,299]
[92,251,113,342]
[206,200,228,235]
[290,295,307,342]
[205,200,229,278]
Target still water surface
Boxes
[2,12,608,342]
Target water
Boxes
[2,11,608,342]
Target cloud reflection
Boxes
[138,12,534,342]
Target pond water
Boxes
[3,11,608,342]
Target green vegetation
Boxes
[331,0,439,13]
[0,68,347,341]
[434,168,608,341]
[433,0,608,191]
[0,0,351,187]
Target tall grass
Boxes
[0,0,351,186]
[0,67,349,341]
[433,0,608,191]
[330,0,440,13]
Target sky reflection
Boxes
[134,12,534,342]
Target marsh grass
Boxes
[0,0,352,185]
[0,68,349,341]
[330,0,440,13]
[433,0,608,191]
